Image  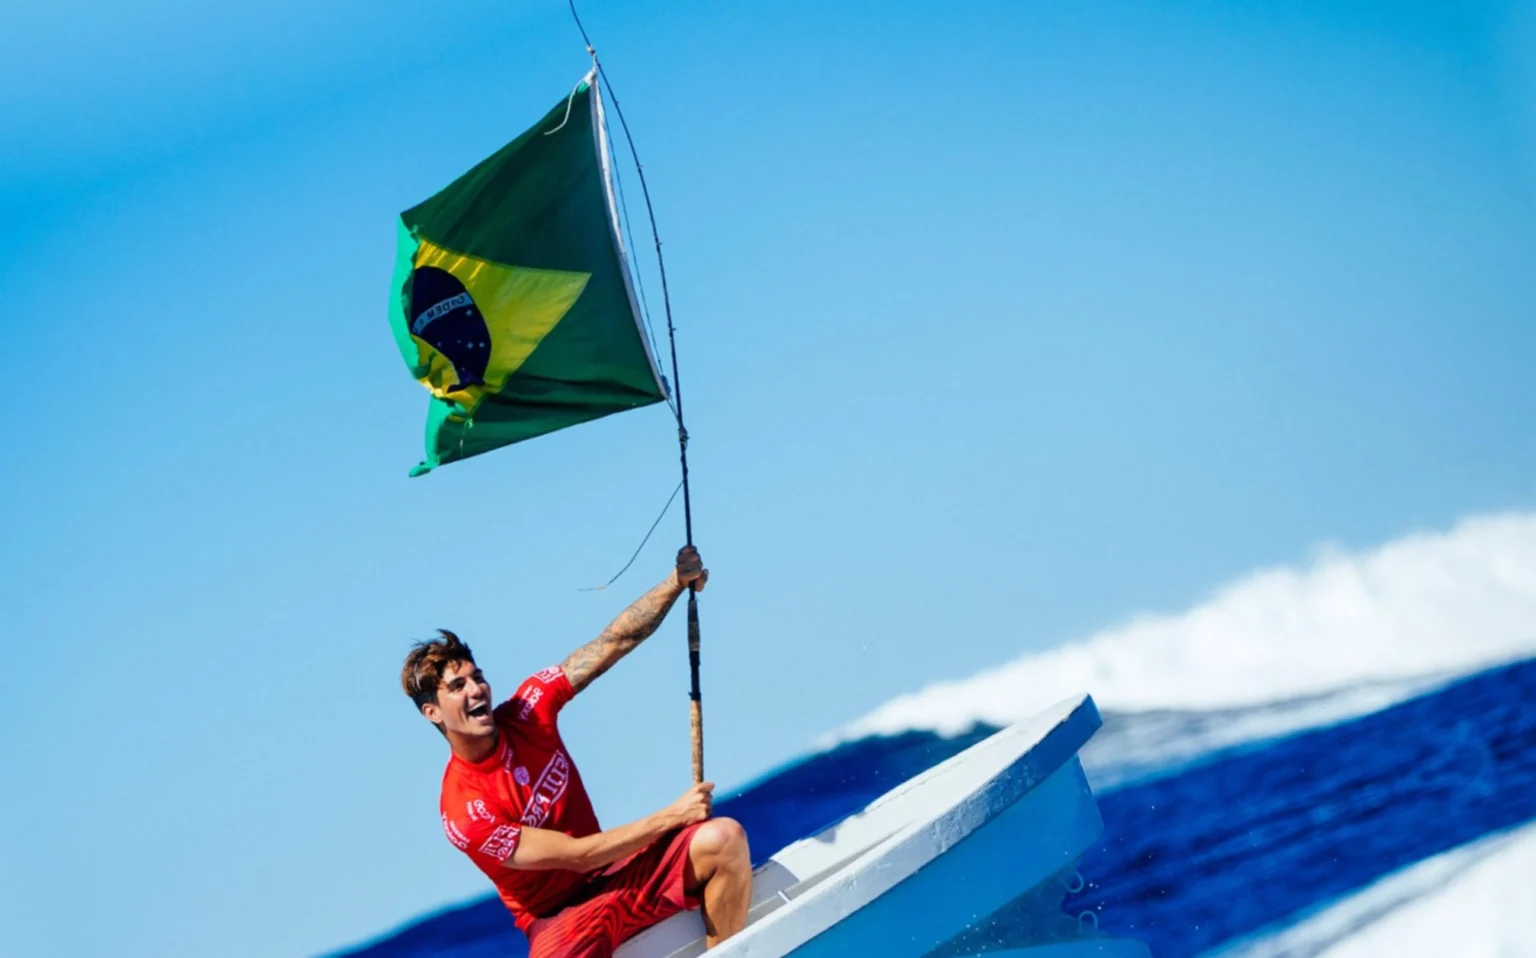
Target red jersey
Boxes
[439,666,602,929]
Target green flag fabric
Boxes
[388,74,667,476]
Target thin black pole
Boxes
[569,0,705,784]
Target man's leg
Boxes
[685,817,752,947]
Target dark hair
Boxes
[401,629,476,709]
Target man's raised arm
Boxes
[560,546,708,694]
[509,782,714,872]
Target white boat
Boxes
[617,695,1149,958]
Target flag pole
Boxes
[658,158,704,787]
[677,403,704,787]
[570,1,706,784]
[666,314,703,786]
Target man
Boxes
[402,546,751,958]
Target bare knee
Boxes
[692,817,750,869]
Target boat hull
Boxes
[783,758,1102,958]
[619,695,1146,958]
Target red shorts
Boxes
[526,823,705,958]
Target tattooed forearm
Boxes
[562,574,685,693]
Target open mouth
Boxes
[467,702,491,720]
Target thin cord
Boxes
[543,74,587,135]
[580,481,683,591]
[568,0,597,57]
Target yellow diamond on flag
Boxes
[408,236,591,412]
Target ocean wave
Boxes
[837,512,1536,741]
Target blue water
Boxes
[334,657,1536,957]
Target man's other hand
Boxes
[667,781,714,826]
[676,546,708,593]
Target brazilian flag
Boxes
[388,73,668,476]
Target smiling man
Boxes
[402,547,751,958]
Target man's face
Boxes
[422,660,495,739]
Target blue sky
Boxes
[2,1,1534,956]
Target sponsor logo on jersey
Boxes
[534,666,564,683]
[467,799,495,823]
[478,824,521,863]
[514,765,531,786]
[442,813,469,850]
[516,686,544,721]
[520,750,571,828]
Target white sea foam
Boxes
[1208,822,1536,958]
[837,512,1536,741]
